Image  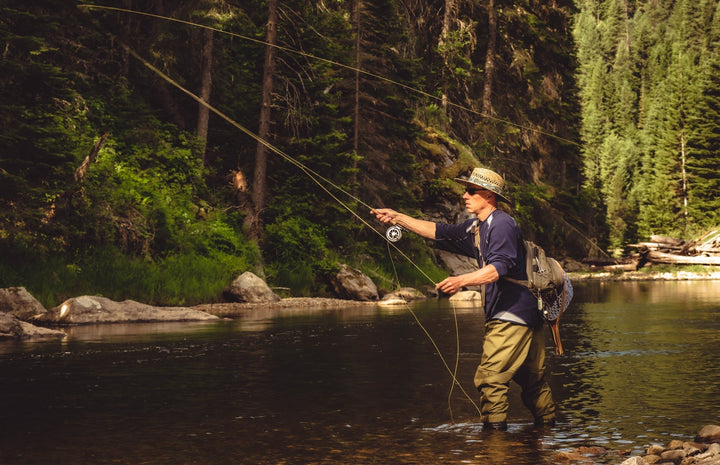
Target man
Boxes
[371,167,556,430]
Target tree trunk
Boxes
[197,28,213,165]
[481,0,497,116]
[352,0,361,188]
[244,0,278,238]
[74,132,110,184]
[680,129,688,221]
[439,0,457,117]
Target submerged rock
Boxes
[31,295,219,325]
[378,295,407,306]
[379,287,426,305]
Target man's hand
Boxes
[370,208,400,225]
[436,266,500,294]
[436,275,467,295]
[370,208,437,240]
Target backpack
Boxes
[505,240,572,355]
[474,226,572,355]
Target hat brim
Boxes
[454,177,512,204]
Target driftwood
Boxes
[649,235,685,247]
[646,250,720,266]
[627,229,720,268]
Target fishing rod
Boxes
[77,3,581,148]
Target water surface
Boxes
[1,280,719,464]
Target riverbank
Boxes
[193,297,377,317]
[191,269,720,317]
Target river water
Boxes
[1,280,719,465]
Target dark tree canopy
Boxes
[1,0,716,304]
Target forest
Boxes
[1,0,718,307]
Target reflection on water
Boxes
[1,280,719,465]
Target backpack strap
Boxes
[503,240,533,289]
[473,225,487,309]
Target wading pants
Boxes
[473,319,555,424]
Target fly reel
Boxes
[386,224,404,242]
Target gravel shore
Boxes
[193,297,377,317]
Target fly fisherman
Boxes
[371,167,556,430]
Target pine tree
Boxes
[684,0,720,229]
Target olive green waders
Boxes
[473,320,555,425]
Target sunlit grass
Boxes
[0,248,253,308]
[638,264,720,274]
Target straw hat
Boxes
[454,167,511,204]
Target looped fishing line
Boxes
[79,3,608,258]
[118,42,481,419]
[80,3,610,259]
[385,243,480,421]
[77,4,581,148]
[79,1,486,418]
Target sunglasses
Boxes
[465,187,488,195]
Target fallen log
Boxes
[647,251,720,266]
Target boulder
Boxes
[0,287,47,320]
[647,445,665,456]
[697,425,720,444]
[330,264,378,301]
[223,272,281,303]
[623,426,720,465]
[660,449,685,462]
[31,296,219,325]
[620,457,647,465]
[435,250,478,275]
[0,313,64,338]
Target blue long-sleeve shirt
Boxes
[434,210,541,327]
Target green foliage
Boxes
[684,21,720,231]
[263,216,334,295]
[637,264,720,275]
[575,0,720,249]
[67,128,212,255]
[0,245,255,308]
[0,0,621,304]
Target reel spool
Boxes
[386,225,404,242]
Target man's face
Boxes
[462,186,493,215]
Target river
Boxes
[1,280,719,464]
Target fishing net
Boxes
[539,271,573,322]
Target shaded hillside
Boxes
[0,0,585,303]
